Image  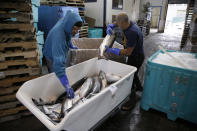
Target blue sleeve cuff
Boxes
[59,74,69,87]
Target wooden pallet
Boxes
[79,27,88,31]
[0,41,37,52]
[66,0,84,3]
[79,31,88,35]
[79,34,88,38]
[0,101,21,110]
[0,23,34,32]
[181,0,194,46]
[79,35,88,37]
[41,0,84,6]
[0,0,31,2]
[0,106,27,118]
[79,32,88,35]
[79,11,85,16]
[0,2,32,12]
[0,31,35,42]
[0,50,38,62]
[0,75,39,88]
[0,67,40,79]
[0,94,16,103]
[0,110,31,123]
[0,12,32,23]
[0,86,20,95]
[81,24,88,28]
[0,59,39,70]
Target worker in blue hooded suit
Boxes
[43,10,83,99]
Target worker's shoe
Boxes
[121,91,136,111]
[135,86,143,92]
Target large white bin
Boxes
[16,58,137,131]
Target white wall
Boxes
[85,0,141,27]
[106,0,140,24]
[140,0,169,32]
[84,0,104,27]
[139,0,163,19]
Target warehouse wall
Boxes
[140,0,168,32]
[139,0,163,20]
[84,1,104,27]
[106,0,140,24]
[85,0,140,27]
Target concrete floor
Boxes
[0,29,197,131]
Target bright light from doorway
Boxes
[165,4,187,35]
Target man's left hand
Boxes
[105,46,120,56]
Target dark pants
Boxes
[127,53,145,92]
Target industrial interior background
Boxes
[0,0,196,130]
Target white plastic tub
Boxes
[16,58,137,131]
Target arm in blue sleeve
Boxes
[51,33,67,79]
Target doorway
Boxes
[164,4,187,35]
[150,6,162,32]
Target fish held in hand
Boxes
[99,34,116,57]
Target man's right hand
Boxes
[59,74,75,99]
[106,24,115,35]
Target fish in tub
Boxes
[32,71,122,124]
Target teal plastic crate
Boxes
[141,50,197,124]
[32,5,38,23]
[88,28,103,38]
[31,0,40,6]
[36,31,44,45]
[34,22,38,32]
[31,0,40,31]
[36,31,44,66]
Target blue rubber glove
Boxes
[106,24,115,35]
[59,74,75,99]
[69,42,78,49]
[105,45,120,56]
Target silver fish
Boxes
[79,77,94,98]
[42,103,62,115]
[106,73,121,83]
[42,103,62,122]
[99,71,107,90]
[61,93,81,115]
[49,111,61,122]
[99,34,116,57]
[61,77,94,116]
[92,76,102,94]
[87,76,102,99]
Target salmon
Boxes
[99,34,116,57]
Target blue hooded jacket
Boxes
[43,10,82,78]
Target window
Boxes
[112,0,123,10]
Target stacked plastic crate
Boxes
[0,0,41,122]
[40,0,88,38]
[32,0,45,66]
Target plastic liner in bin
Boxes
[16,58,137,131]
